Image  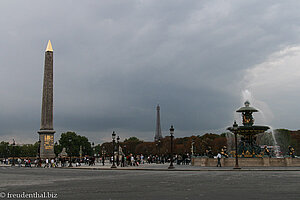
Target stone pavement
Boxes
[71,162,300,171]
[0,167,300,200]
[1,162,300,171]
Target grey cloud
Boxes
[1,1,300,143]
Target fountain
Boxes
[227,101,269,157]
[191,101,300,167]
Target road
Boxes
[0,167,299,200]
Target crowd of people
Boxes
[0,153,192,168]
[109,153,192,167]
[1,146,296,168]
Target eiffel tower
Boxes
[154,104,163,141]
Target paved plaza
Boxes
[0,165,300,200]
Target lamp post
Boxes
[168,125,175,169]
[117,136,120,166]
[155,141,159,163]
[158,139,161,163]
[38,139,41,159]
[102,146,106,166]
[233,121,241,169]
[5,145,9,165]
[191,139,195,156]
[38,139,41,167]
[123,145,127,156]
[92,142,95,157]
[68,138,73,167]
[11,139,15,166]
[79,145,83,160]
[111,131,117,168]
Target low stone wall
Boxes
[192,157,300,167]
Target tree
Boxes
[123,137,143,154]
[19,143,39,157]
[57,132,92,157]
[0,142,9,158]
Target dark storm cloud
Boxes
[1,1,300,143]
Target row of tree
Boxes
[56,132,227,157]
[0,141,39,158]
[0,129,299,158]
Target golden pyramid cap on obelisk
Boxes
[46,40,53,52]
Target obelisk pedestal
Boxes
[38,40,55,159]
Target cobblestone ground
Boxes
[0,167,299,200]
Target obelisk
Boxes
[38,40,55,159]
[154,104,163,141]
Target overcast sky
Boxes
[1,1,300,144]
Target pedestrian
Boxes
[17,158,22,167]
[61,157,66,167]
[121,155,125,167]
[51,158,55,167]
[140,154,144,164]
[44,158,49,168]
[28,159,32,167]
[102,156,105,166]
[130,155,135,166]
[217,152,222,167]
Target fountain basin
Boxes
[192,157,300,167]
[227,125,269,135]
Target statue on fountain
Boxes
[264,145,271,158]
[205,147,214,158]
[288,146,295,158]
[221,146,228,158]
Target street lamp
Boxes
[111,131,117,168]
[102,146,106,166]
[11,139,15,166]
[191,139,195,156]
[123,145,127,156]
[117,136,120,166]
[92,142,95,157]
[168,125,175,169]
[38,139,41,158]
[158,139,161,163]
[68,138,73,167]
[155,139,161,164]
[38,139,41,167]
[233,121,241,169]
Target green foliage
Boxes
[54,142,61,156]
[123,137,143,154]
[58,132,92,157]
[0,142,10,158]
[0,141,38,158]
[94,144,102,155]
[19,143,39,157]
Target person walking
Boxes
[17,158,22,167]
[102,156,105,166]
[217,152,222,167]
[121,155,125,167]
[44,158,49,168]
[51,158,55,167]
